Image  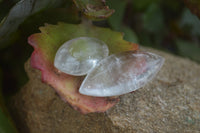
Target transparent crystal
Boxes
[79,51,165,97]
[54,37,109,76]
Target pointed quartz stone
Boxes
[79,51,165,97]
[54,37,109,76]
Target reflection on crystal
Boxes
[54,37,109,76]
[79,51,164,97]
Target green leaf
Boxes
[121,26,139,44]
[73,0,114,20]
[29,22,138,114]
[0,0,66,49]
[176,39,200,62]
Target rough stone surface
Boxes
[10,48,200,133]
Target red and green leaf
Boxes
[28,22,138,114]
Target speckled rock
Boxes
[10,48,200,133]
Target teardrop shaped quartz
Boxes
[54,37,109,76]
[79,51,164,97]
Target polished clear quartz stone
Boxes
[54,37,109,76]
[79,51,165,97]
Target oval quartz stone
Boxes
[79,51,165,97]
[54,37,109,76]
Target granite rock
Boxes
[10,48,200,133]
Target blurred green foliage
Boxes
[107,0,200,59]
[0,0,70,49]
[0,109,18,133]
[0,69,18,133]
[184,0,200,18]
[180,8,200,36]
[0,0,200,131]
[176,39,200,62]
[142,3,164,33]
[107,0,127,31]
